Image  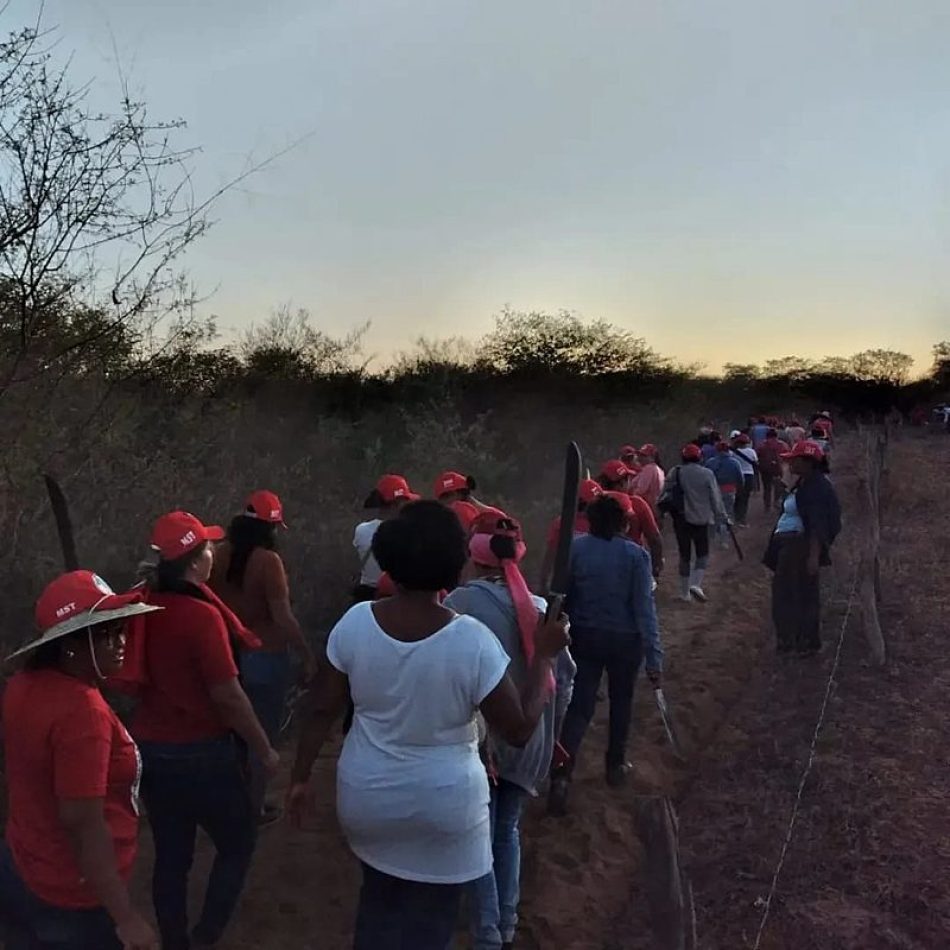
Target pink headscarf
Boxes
[469,510,552,689]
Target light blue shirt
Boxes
[775,492,805,535]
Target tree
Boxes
[931,341,950,388]
[847,349,914,386]
[761,356,816,382]
[0,19,211,399]
[239,305,370,381]
[722,363,760,382]
[476,307,670,379]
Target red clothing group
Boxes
[2,670,140,909]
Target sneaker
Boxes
[689,586,707,603]
[548,775,570,816]
[606,763,631,787]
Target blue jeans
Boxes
[0,840,121,950]
[471,779,530,949]
[139,738,257,950]
[353,862,463,950]
[240,649,292,812]
[718,492,736,544]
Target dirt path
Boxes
[132,434,949,949]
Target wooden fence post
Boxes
[858,433,886,666]
[636,797,696,950]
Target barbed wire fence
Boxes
[751,426,887,949]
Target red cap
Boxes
[579,479,603,504]
[376,474,421,504]
[735,433,752,445]
[435,471,469,498]
[601,460,634,483]
[245,490,286,527]
[603,490,634,514]
[781,440,825,462]
[470,507,524,540]
[638,443,658,457]
[150,511,224,560]
[450,499,480,531]
[682,444,703,462]
[619,445,638,459]
[35,571,150,634]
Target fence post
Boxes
[636,797,693,950]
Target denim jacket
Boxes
[565,534,663,670]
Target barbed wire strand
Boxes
[751,563,861,950]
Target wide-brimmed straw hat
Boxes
[7,571,163,661]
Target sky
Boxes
[11,0,950,372]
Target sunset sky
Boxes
[21,0,950,372]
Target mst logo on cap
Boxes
[150,511,225,561]
[245,490,287,527]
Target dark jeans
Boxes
[672,516,709,576]
[771,534,821,651]
[0,840,121,950]
[735,474,755,524]
[558,636,643,771]
[240,650,292,813]
[139,738,257,950]
[761,473,783,510]
[353,862,464,950]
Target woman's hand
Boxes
[535,613,570,659]
[115,910,159,950]
[286,780,315,830]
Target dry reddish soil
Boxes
[131,432,949,949]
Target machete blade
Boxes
[654,687,686,760]
[546,441,582,620]
[43,474,79,572]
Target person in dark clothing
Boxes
[763,441,842,656]
[549,496,663,812]
[756,429,787,512]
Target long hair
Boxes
[138,542,209,594]
[225,515,277,589]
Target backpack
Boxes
[657,467,685,515]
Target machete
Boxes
[654,687,686,760]
[546,441,582,621]
[44,475,80,572]
[726,522,744,561]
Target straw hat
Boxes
[7,571,163,661]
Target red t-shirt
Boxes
[130,592,239,743]
[625,494,660,547]
[546,512,591,549]
[2,670,140,909]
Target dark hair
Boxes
[597,474,625,491]
[140,542,209,594]
[372,500,467,591]
[587,495,626,540]
[810,427,824,438]
[767,428,778,439]
[225,515,277,588]
[489,534,518,561]
[25,626,113,671]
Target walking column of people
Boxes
[0,412,842,950]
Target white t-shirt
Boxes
[732,446,758,477]
[353,519,382,586]
[326,602,510,884]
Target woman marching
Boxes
[0,571,161,950]
[210,490,316,824]
[433,470,483,533]
[352,475,420,602]
[124,511,279,950]
[764,441,842,656]
[548,494,664,814]
[443,509,576,950]
[288,500,569,950]
[629,444,666,514]
[661,444,728,603]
